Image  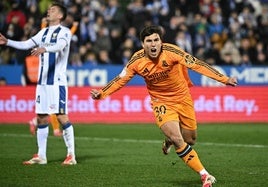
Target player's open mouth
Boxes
[151,48,156,53]
[150,48,158,57]
[150,48,157,55]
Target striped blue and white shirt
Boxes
[7,24,71,86]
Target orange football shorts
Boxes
[151,95,197,130]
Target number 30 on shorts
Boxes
[154,105,167,117]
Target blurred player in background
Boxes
[29,115,62,136]
[0,2,77,165]
[91,25,238,187]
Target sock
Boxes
[176,142,205,173]
[50,114,60,132]
[62,122,75,157]
[37,124,49,160]
[199,169,209,176]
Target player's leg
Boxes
[50,114,62,136]
[56,85,76,165]
[162,137,173,155]
[161,121,203,170]
[179,94,198,145]
[23,114,49,165]
[162,128,196,154]
[28,116,37,135]
[181,128,197,145]
[153,101,216,186]
[160,122,216,187]
[36,114,50,161]
[57,114,76,165]
[162,96,197,154]
[24,85,49,165]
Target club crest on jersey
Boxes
[52,33,58,40]
[185,54,196,65]
[162,60,168,67]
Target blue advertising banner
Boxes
[1,64,267,86]
[188,66,268,86]
[0,65,23,85]
[66,64,145,86]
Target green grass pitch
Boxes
[0,123,267,187]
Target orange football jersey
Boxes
[100,43,229,103]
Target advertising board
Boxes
[0,86,267,124]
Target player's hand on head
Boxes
[91,89,101,99]
[226,77,238,87]
[73,21,79,26]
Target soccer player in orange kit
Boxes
[91,25,238,187]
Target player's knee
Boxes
[182,129,197,145]
[37,114,49,124]
[57,114,69,125]
[185,138,196,146]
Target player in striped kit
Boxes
[0,2,76,165]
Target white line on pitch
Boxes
[1,133,267,149]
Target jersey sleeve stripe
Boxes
[126,51,145,67]
[102,76,121,92]
[195,60,225,77]
[162,44,185,57]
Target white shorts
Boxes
[35,85,68,114]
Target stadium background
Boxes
[0,0,267,124]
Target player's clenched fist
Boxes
[91,89,101,99]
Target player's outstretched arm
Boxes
[226,77,238,86]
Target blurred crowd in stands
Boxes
[0,0,268,68]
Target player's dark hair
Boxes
[51,2,67,21]
[139,25,164,42]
